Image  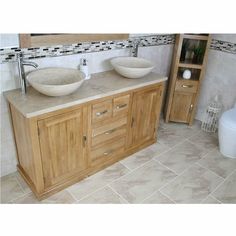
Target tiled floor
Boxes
[1,119,236,204]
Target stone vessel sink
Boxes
[26,67,85,97]
[110,57,154,79]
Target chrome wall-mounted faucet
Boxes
[17,53,39,94]
[131,39,141,57]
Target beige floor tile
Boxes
[142,191,174,204]
[160,119,201,130]
[13,190,76,204]
[1,173,25,203]
[158,124,199,148]
[110,160,177,203]
[160,164,223,203]
[121,142,169,170]
[197,149,236,178]
[67,162,129,201]
[188,131,218,153]
[156,140,206,174]
[15,172,31,194]
[202,195,221,204]
[157,126,185,147]
[12,193,40,204]
[212,171,236,203]
[78,186,126,204]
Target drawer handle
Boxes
[182,85,193,88]
[116,104,127,109]
[96,110,108,116]
[104,128,116,135]
[103,150,112,156]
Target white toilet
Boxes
[218,106,236,158]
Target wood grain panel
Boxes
[169,92,196,123]
[175,80,198,93]
[129,85,163,147]
[38,109,86,187]
[91,137,125,166]
[92,99,112,123]
[113,94,130,117]
[19,34,129,48]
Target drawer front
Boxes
[175,80,198,93]
[113,94,130,117]
[92,100,112,123]
[92,117,127,147]
[92,126,126,147]
[91,137,125,165]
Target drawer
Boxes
[92,117,127,147]
[113,94,130,117]
[91,137,125,164]
[175,80,198,93]
[92,100,112,123]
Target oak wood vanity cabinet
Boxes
[7,76,164,199]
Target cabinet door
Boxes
[129,86,163,147]
[38,108,87,188]
[169,92,195,123]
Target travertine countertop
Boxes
[4,70,167,118]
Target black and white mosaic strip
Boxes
[0,34,175,63]
[1,35,235,64]
[210,39,236,54]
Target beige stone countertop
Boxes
[4,70,167,118]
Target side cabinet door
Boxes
[129,85,163,147]
[38,108,87,188]
[169,92,196,123]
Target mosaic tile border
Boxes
[1,35,235,64]
[0,34,175,63]
[210,39,236,54]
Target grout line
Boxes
[14,177,26,194]
[118,161,132,172]
[200,194,222,204]
[8,192,32,203]
[108,185,129,204]
[67,183,110,202]
[195,162,225,180]
[65,189,78,203]
[152,158,179,176]
[195,147,218,162]
[209,194,222,203]
[210,169,236,202]
[140,189,176,204]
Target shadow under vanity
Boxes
[4,70,166,199]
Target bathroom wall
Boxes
[0,34,174,177]
[196,34,236,120]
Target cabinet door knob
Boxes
[96,110,108,116]
[83,135,87,147]
[182,85,193,88]
[116,104,127,109]
[189,104,194,112]
[131,117,135,127]
[104,128,116,135]
[103,150,112,156]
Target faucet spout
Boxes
[132,39,141,57]
[22,61,38,68]
[17,53,39,94]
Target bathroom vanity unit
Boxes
[4,71,166,199]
